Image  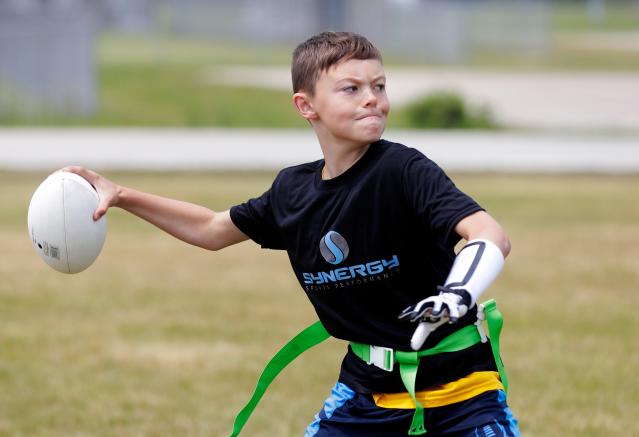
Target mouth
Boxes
[358,113,384,121]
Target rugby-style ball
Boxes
[27,171,107,274]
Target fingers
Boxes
[398,298,434,322]
[401,293,470,350]
[399,296,463,326]
[398,306,421,322]
[93,201,108,221]
[431,299,453,320]
[434,293,467,322]
[399,296,447,323]
[61,166,98,188]
[410,318,449,350]
[430,298,445,318]
[446,304,460,322]
[401,295,456,350]
[410,322,431,350]
[399,292,468,325]
[398,303,416,321]
[59,166,117,221]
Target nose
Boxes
[363,86,378,107]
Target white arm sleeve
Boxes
[444,238,505,307]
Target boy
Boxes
[65,32,520,436]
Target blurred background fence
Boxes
[146,0,551,62]
[3,0,635,120]
[0,0,97,118]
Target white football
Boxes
[27,171,107,274]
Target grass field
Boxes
[1,170,638,436]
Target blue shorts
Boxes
[305,383,520,437]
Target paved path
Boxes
[204,66,639,131]
[1,128,637,173]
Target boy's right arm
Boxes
[63,166,249,251]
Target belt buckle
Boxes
[475,303,488,343]
[368,345,394,372]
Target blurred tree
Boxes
[404,91,497,129]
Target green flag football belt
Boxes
[230,299,508,436]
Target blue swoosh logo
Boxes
[324,231,344,265]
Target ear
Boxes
[292,92,318,120]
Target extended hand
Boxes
[398,287,472,350]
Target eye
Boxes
[342,85,358,93]
[375,83,386,91]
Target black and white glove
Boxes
[398,287,472,324]
[398,288,472,350]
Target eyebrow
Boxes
[335,74,386,84]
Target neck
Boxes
[314,126,375,179]
[320,142,371,180]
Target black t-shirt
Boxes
[230,139,496,393]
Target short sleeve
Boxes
[230,187,285,250]
[402,151,483,246]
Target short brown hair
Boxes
[291,32,382,95]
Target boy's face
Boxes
[295,58,390,148]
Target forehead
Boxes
[321,58,385,83]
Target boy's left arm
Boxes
[454,210,511,258]
[399,211,511,349]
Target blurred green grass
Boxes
[1,170,638,436]
[552,1,639,31]
[98,65,304,128]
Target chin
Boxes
[351,135,382,147]
[340,125,385,146]
[361,127,385,143]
